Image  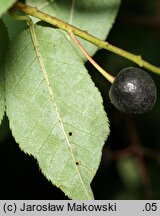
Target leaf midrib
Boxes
[69,0,75,25]
[28,24,91,199]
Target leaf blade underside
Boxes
[5,26,109,199]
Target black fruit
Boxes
[109,67,157,114]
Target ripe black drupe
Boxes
[109,67,157,114]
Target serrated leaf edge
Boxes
[0,19,9,125]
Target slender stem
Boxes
[70,32,115,83]
[13,1,160,75]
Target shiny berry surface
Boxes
[109,67,157,114]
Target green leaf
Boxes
[0,0,16,17]
[26,0,120,60]
[0,19,8,125]
[3,12,27,40]
[5,25,109,199]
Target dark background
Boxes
[1,0,160,199]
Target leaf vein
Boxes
[12,56,37,92]
[38,121,60,156]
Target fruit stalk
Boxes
[70,32,115,83]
